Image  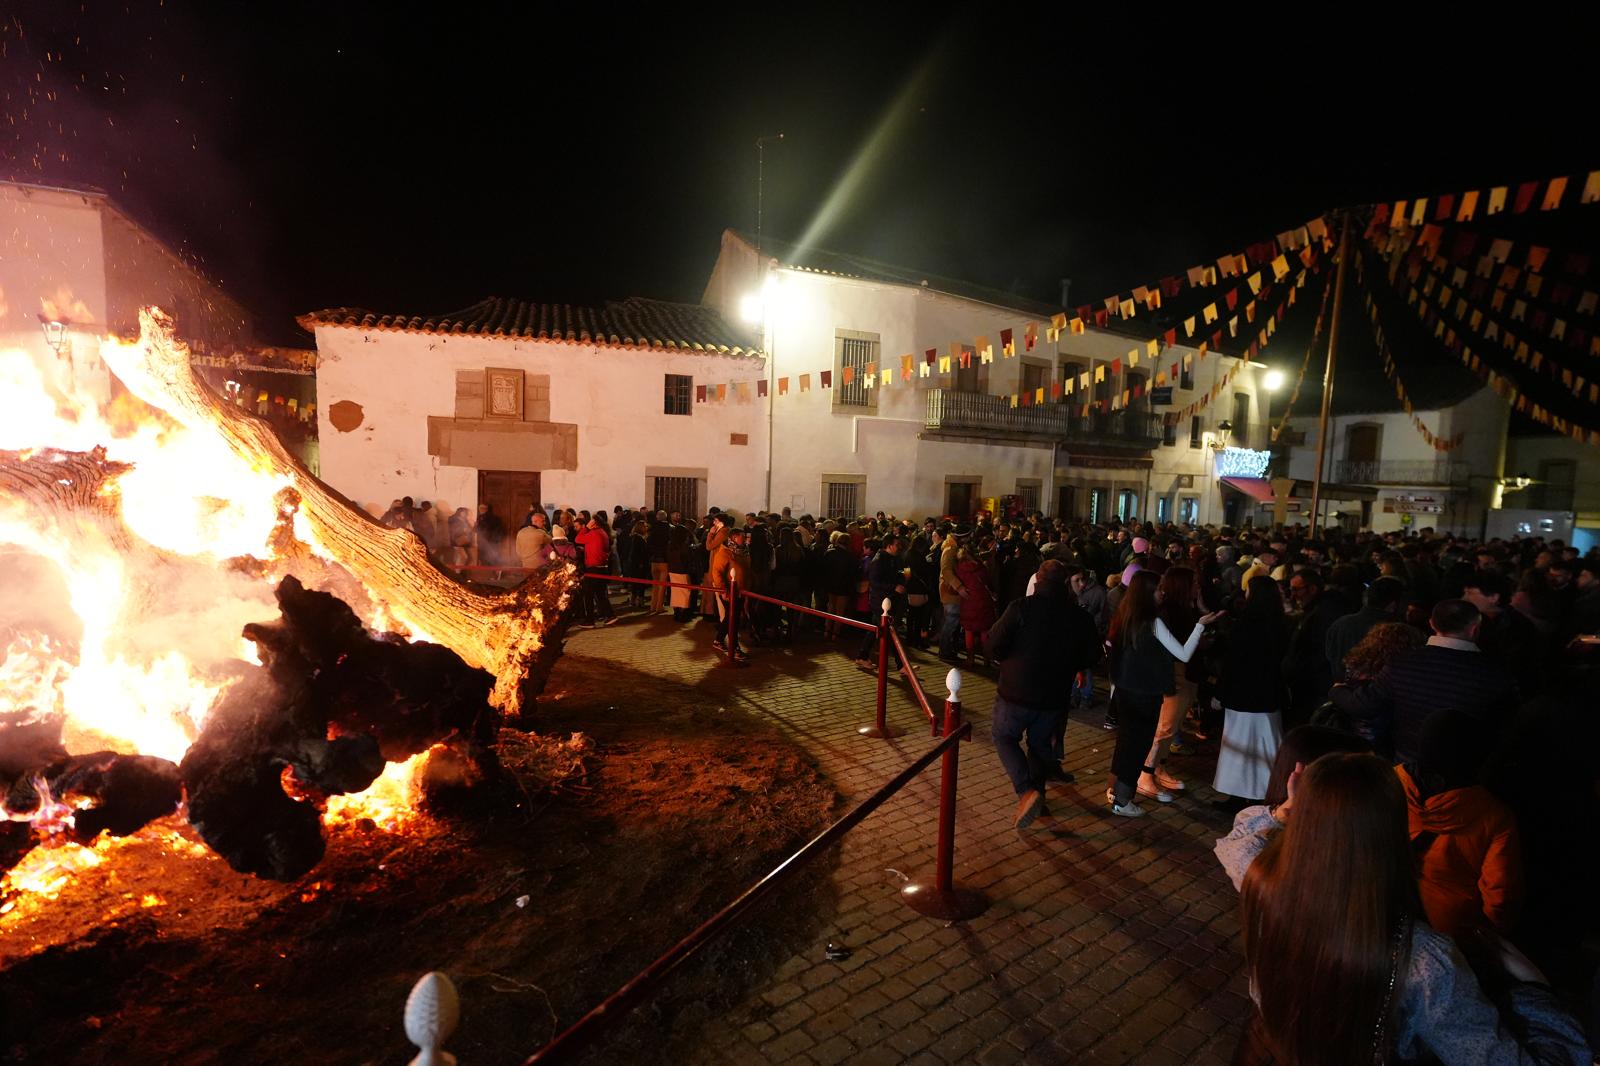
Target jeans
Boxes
[993,694,1062,797]
[1109,690,1162,805]
[938,605,962,657]
[1073,669,1095,707]
[584,567,613,622]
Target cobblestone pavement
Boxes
[566,608,1252,1064]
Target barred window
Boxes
[837,334,877,408]
[825,482,861,520]
[653,475,697,516]
[664,374,693,416]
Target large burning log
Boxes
[100,306,574,717]
[182,576,499,880]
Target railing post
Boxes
[404,971,459,1066]
[722,574,745,667]
[858,597,903,739]
[903,669,988,922]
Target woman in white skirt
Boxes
[1213,575,1291,801]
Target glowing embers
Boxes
[323,750,429,831]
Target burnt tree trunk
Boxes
[99,308,575,717]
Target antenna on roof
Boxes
[755,133,784,260]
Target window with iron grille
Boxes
[1162,419,1177,446]
[664,374,693,416]
[1016,481,1041,514]
[653,476,697,518]
[1190,415,1204,448]
[1089,488,1105,525]
[1157,495,1171,523]
[835,330,879,409]
[825,481,861,520]
[1180,496,1199,524]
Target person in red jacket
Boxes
[1398,709,1523,938]
[574,514,616,628]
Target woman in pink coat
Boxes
[956,546,996,666]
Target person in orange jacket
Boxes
[1397,709,1523,938]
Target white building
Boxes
[703,231,1274,525]
[1277,385,1510,535]
[300,297,768,523]
[0,179,254,402]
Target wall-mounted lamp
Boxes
[37,315,70,355]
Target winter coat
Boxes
[1219,612,1290,713]
[985,590,1100,710]
[1397,765,1522,938]
[822,545,859,598]
[956,557,996,632]
[574,526,611,569]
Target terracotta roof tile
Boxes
[297,296,761,358]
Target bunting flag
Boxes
[820,370,831,389]
[800,373,811,392]
[757,379,768,398]
[696,384,707,403]
[1000,328,1014,356]
[777,377,788,395]
[977,336,993,364]
[1024,322,1039,350]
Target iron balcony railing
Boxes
[1333,459,1469,486]
[924,389,1163,445]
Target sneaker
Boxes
[1137,775,1174,804]
[712,639,727,652]
[1101,714,1119,731]
[600,616,618,627]
[1167,736,1198,756]
[854,659,877,673]
[1154,768,1186,792]
[1014,789,1044,829]
[575,622,595,630]
[1109,798,1146,818]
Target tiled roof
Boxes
[736,231,1061,318]
[297,296,762,357]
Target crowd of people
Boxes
[391,495,1598,1060]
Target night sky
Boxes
[4,5,1597,417]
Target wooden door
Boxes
[478,470,541,530]
[946,481,974,518]
[1057,485,1076,519]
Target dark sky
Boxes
[3,5,1597,419]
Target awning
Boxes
[1219,477,1276,503]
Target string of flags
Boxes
[1361,246,1600,447]
[1371,219,1599,359]
[694,241,1323,414]
[1356,271,1466,452]
[1268,265,1335,443]
[1362,168,1600,235]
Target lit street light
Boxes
[1262,368,1285,391]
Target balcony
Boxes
[924,389,1163,446]
[1332,459,1469,486]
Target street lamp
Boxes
[1262,368,1285,392]
[37,315,71,355]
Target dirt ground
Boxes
[0,653,839,1065]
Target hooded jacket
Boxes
[1396,765,1522,938]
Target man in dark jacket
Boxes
[854,536,907,670]
[1331,599,1519,765]
[1283,568,1357,726]
[1324,576,1407,682]
[985,561,1101,829]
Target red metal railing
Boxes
[522,687,983,1065]
[490,568,988,1063]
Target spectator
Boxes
[665,521,693,622]
[1330,599,1519,765]
[1324,576,1407,682]
[986,560,1101,828]
[1139,566,1203,801]
[709,525,751,661]
[956,542,997,667]
[1212,752,1589,1065]
[1213,576,1289,804]
[646,511,671,614]
[514,509,553,571]
[573,514,616,628]
[1105,570,1220,817]
[1400,710,1523,939]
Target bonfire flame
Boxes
[0,334,435,915]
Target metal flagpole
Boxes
[1309,212,1351,533]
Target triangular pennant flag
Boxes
[777,377,788,395]
[1024,322,1038,350]
[757,379,768,398]
[1000,328,1014,356]
[695,384,707,403]
[800,373,811,392]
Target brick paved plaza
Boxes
[562,611,1253,1064]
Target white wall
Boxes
[1281,385,1508,533]
[313,327,770,517]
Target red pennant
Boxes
[1434,193,1454,220]
[695,384,707,403]
[820,370,832,388]
[1162,328,1176,348]
[1111,358,1122,375]
[1514,181,1538,213]
[1226,289,1239,311]
[925,348,937,365]
[757,379,768,397]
